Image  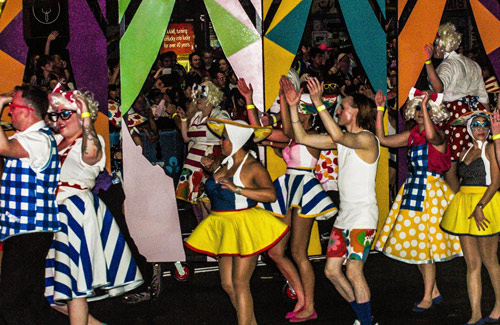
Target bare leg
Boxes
[219,256,236,309]
[67,298,89,325]
[324,257,355,302]
[416,263,438,309]
[461,236,483,323]
[52,301,110,325]
[444,162,459,193]
[346,260,370,304]
[478,235,500,320]
[290,211,315,319]
[267,209,305,313]
[232,255,259,325]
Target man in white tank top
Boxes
[284,77,379,325]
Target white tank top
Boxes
[335,131,380,229]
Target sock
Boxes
[349,300,361,320]
[358,301,372,325]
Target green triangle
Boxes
[204,0,260,57]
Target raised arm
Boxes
[281,79,335,149]
[491,109,500,167]
[421,93,446,147]
[76,96,103,166]
[375,89,409,148]
[237,78,260,126]
[424,44,444,93]
[44,31,59,55]
[279,77,296,139]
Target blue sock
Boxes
[349,300,361,320]
[358,301,372,325]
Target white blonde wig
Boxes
[191,80,223,108]
[435,22,462,53]
[405,96,451,124]
[49,90,99,122]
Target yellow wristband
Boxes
[377,106,385,112]
[272,115,278,126]
[246,104,255,110]
[171,112,178,119]
[181,117,187,122]
[316,104,326,112]
[425,60,432,65]
[81,112,91,119]
[493,133,500,140]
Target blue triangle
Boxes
[265,0,312,54]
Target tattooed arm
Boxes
[76,96,103,166]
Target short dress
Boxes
[374,126,462,264]
[176,108,230,203]
[184,153,289,257]
[441,144,500,236]
[45,136,143,305]
[261,140,337,218]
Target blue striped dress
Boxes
[45,136,143,305]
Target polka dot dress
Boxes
[439,101,473,161]
[375,175,463,264]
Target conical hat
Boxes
[207,118,272,142]
[450,110,491,127]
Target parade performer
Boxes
[238,77,337,322]
[185,118,289,325]
[0,86,60,324]
[44,85,143,325]
[424,22,489,192]
[441,111,500,325]
[374,89,462,312]
[175,81,230,221]
[287,77,380,325]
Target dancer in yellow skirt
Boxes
[374,89,462,312]
[185,118,289,325]
[441,111,500,325]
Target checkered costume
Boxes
[375,126,462,264]
[0,127,60,240]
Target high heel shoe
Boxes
[432,295,443,305]
[464,318,484,325]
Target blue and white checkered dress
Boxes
[0,127,60,241]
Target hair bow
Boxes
[408,88,443,105]
[52,82,77,104]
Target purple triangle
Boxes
[0,11,29,64]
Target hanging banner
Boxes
[161,23,195,55]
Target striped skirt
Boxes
[261,168,337,219]
[45,192,143,305]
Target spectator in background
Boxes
[30,55,56,90]
[189,52,210,80]
[304,47,328,81]
[201,48,218,77]
[165,51,186,78]
[218,58,231,79]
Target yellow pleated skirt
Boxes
[374,175,463,264]
[441,186,500,237]
[185,207,289,257]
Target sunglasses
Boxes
[8,104,34,114]
[415,105,431,111]
[323,83,339,90]
[470,120,490,131]
[221,134,227,141]
[192,84,209,99]
[47,110,77,122]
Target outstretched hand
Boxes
[280,76,302,107]
[306,77,324,102]
[492,110,500,135]
[47,30,59,41]
[424,44,433,61]
[375,89,386,108]
[237,78,253,102]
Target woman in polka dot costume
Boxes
[373,89,462,312]
[441,111,500,325]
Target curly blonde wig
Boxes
[191,80,223,108]
[405,96,451,124]
[49,90,100,122]
[435,22,462,53]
